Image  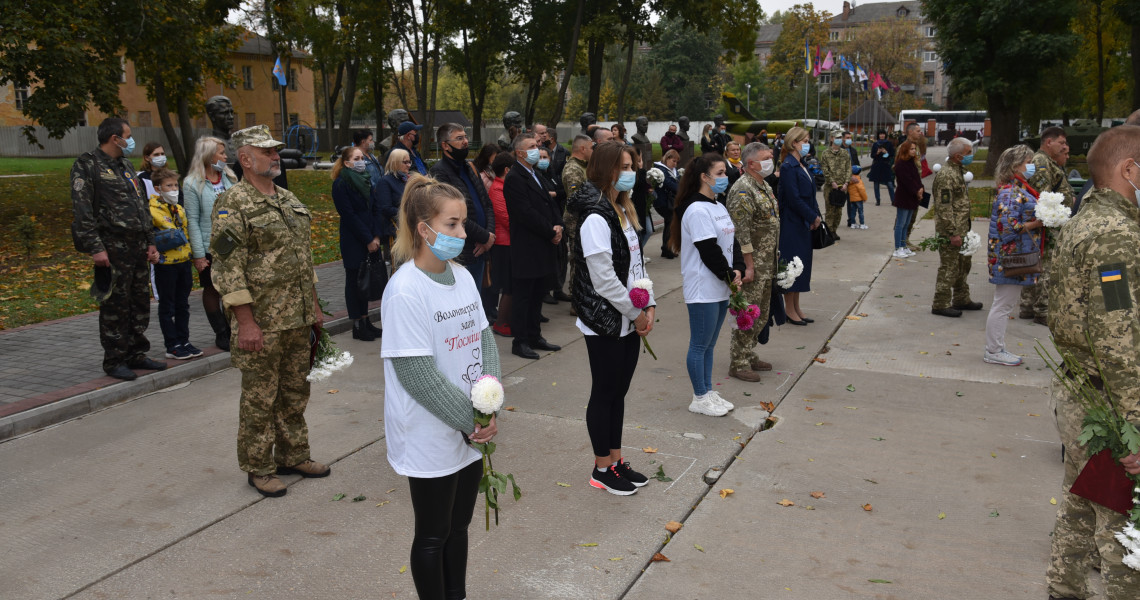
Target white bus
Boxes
[898,109,987,143]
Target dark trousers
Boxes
[659,210,673,252]
[585,333,641,457]
[511,276,547,344]
[154,261,192,351]
[343,264,368,320]
[408,460,482,600]
[554,237,568,292]
[100,235,152,372]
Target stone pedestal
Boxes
[679,141,695,169]
[633,141,653,169]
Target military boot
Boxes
[248,473,287,497]
[277,459,331,478]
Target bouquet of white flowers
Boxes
[307,327,353,382]
[646,167,665,188]
[959,231,982,256]
[777,256,804,290]
[469,375,521,529]
[1035,191,1071,229]
[677,167,685,179]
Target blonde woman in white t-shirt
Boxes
[380,175,501,600]
[667,154,745,418]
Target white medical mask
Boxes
[758,158,775,178]
[350,160,367,173]
[212,159,227,173]
[1128,160,1140,205]
[159,190,179,205]
[150,155,167,168]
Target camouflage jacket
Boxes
[70,148,153,253]
[562,157,588,198]
[1047,187,1140,422]
[726,173,780,278]
[1027,151,1075,208]
[819,146,851,189]
[933,161,971,237]
[208,180,318,332]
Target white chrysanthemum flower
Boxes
[632,278,653,293]
[1117,527,1140,554]
[960,231,982,256]
[646,168,665,187]
[1036,191,1071,228]
[471,375,504,415]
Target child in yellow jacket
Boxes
[847,165,868,229]
[148,169,202,360]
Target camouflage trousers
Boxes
[931,245,973,310]
[729,276,773,372]
[824,201,844,234]
[232,325,313,475]
[563,208,579,297]
[99,234,152,372]
[1046,381,1140,599]
[1020,256,1050,318]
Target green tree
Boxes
[439,0,513,144]
[641,17,725,120]
[924,0,1077,174]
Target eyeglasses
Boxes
[449,135,468,143]
[402,160,412,165]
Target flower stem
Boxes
[642,337,657,360]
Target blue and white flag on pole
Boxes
[273,57,287,87]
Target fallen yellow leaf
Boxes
[991,452,997,458]
[805,406,814,411]
[504,406,517,411]
[814,357,828,363]
[938,512,946,520]
[732,435,741,441]
[845,315,861,320]
[665,521,683,533]
[578,542,598,547]
[327,389,339,394]
[399,565,407,574]
[919,351,929,355]
[651,552,670,562]
[777,499,795,506]
[1051,497,1058,505]
[643,447,658,453]
[609,557,622,561]
[810,491,825,499]
[719,488,734,498]
[760,401,775,412]
[863,503,873,511]
[845,406,858,410]
[556,482,571,487]
[1028,413,1040,417]
[805,505,816,510]
[694,544,705,552]
[375,500,390,507]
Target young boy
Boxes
[148,169,202,360]
[847,165,868,229]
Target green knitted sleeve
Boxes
[481,325,501,379]
[391,356,476,435]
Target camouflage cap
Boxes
[230,125,285,150]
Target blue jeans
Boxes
[894,208,915,249]
[846,201,864,226]
[874,180,895,205]
[686,301,728,396]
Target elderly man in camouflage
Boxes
[561,134,593,313]
[1021,126,1076,326]
[820,132,852,237]
[1044,124,1140,600]
[70,117,167,381]
[209,125,329,498]
[726,142,780,382]
[930,138,982,318]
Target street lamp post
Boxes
[745,83,752,112]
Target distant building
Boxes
[754,1,949,108]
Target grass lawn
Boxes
[922,186,995,221]
[0,159,340,330]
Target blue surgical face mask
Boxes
[833,138,842,146]
[424,224,465,261]
[710,175,729,194]
[961,154,974,166]
[1024,163,1036,178]
[844,139,852,146]
[615,170,636,192]
[150,155,167,168]
[525,148,541,165]
[537,158,550,170]
[118,135,135,155]
[799,143,811,157]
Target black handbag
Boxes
[919,191,931,209]
[356,251,389,302]
[812,222,836,250]
[828,188,848,207]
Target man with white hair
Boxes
[930,137,981,318]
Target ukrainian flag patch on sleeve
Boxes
[217,209,229,219]
[1099,263,1131,312]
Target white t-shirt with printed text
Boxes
[680,199,734,303]
[575,209,646,337]
[380,262,488,478]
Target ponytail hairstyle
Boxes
[668,152,727,254]
[390,174,468,268]
[584,141,640,230]
[330,146,361,180]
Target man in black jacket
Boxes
[387,121,427,175]
[503,132,563,359]
[429,123,495,293]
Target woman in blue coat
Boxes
[373,148,411,245]
[776,127,822,325]
[332,146,382,341]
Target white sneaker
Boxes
[902,248,916,257]
[689,393,729,417]
[849,224,858,229]
[983,350,1023,366]
[892,248,905,258]
[644,256,651,264]
[707,390,734,411]
[859,224,868,229]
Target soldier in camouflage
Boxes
[1045,125,1140,600]
[819,132,852,236]
[209,125,330,498]
[70,117,166,381]
[561,134,593,311]
[930,138,982,318]
[1022,126,1075,325]
[726,143,780,382]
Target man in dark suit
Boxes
[503,132,563,359]
[429,123,495,293]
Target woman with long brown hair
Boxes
[892,141,923,258]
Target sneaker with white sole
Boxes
[849,224,858,229]
[613,459,649,487]
[165,346,192,360]
[859,224,868,229]
[902,248,916,257]
[689,393,729,417]
[589,464,638,495]
[983,350,1023,366]
[892,248,906,258]
[707,390,734,411]
[181,343,204,358]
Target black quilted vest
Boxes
[568,182,638,337]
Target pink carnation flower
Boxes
[629,288,650,309]
[736,314,754,331]
[746,304,761,319]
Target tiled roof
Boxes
[237,30,310,59]
[832,1,923,25]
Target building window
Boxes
[288,113,299,127]
[289,69,297,92]
[922,93,934,103]
[923,71,935,85]
[245,112,256,128]
[274,113,282,134]
[925,26,936,37]
[138,111,152,127]
[819,73,832,84]
[14,86,29,111]
[897,7,910,17]
[829,31,839,41]
[923,51,938,63]
[242,65,253,90]
[120,57,127,84]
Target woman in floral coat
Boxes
[984,144,1042,367]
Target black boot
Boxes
[205,309,231,351]
[353,319,377,341]
[364,315,383,336]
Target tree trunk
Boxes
[615,28,636,123]
[338,57,360,147]
[550,0,585,127]
[1095,0,1105,122]
[460,27,484,145]
[151,72,186,171]
[372,72,384,140]
[985,92,1019,177]
[426,42,441,158]
[586,38,605,114]
[176,97,195,166]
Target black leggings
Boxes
[408,459,482,600]
[585,333,641,458]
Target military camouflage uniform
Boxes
[1022,151,1076,319]
[727,174,780,373]
[931,161,974,310]
[1045,187,1140,600]
[562,157,588,289]
[819,146,851,233]
[210,178,320,476]
[70,148,155,373]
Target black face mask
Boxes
[447,144,469,161]
[410,134,419,146]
